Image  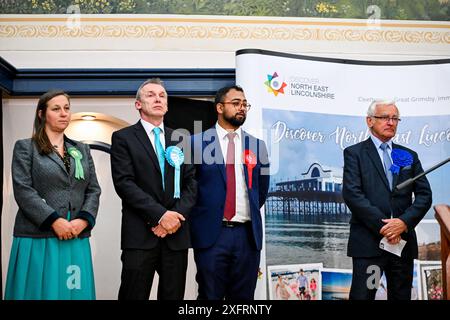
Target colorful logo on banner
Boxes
[264,72,287,96]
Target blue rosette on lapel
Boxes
[390,149,413,174]
[165,146,184,198]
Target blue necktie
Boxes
[153,127,165,190]
[380,143,393,190]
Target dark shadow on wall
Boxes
[165,97,216,135]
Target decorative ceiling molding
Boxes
[1,16,449,45]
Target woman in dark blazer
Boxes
[5,90,101,300]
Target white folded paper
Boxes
[379,237,407,257]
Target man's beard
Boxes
[224,112,246,127]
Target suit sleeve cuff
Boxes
[39,212,60,231]
[398,217,409,233]
[156,210,169,226]
[78,211,96,230]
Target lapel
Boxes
[206,128,226,183]
[47,151,68,175]
[133,121,161,175]
[65,136,77,179]
[46,136,80,180]
[46,135,77,177]
[364,138,391,191]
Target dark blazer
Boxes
[342,138,432,259]
[189,127,270,251]
[11,137,101,238]
[110,121,197,251]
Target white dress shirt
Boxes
[141,119,166,152]
[215,122,251,223]
[141,119,167,223]
[370,133,393,168]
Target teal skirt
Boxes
[5,236,96,300]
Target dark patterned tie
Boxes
[224,132,237,221]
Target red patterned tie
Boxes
[224,132,236,221]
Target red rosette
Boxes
[244,150,257,189]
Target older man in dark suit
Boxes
[110,78,197,300]
[343,99,432,300]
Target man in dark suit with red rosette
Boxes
[343,99,432,300]
[190,85,270,300]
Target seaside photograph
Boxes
[268,263,322,300]
[321,268,352,300]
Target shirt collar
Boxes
[141,118,164,136]
[215,122,242,141]
[370,133,392,150]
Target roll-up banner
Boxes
[236,49,450,300]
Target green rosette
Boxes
[67,147,85,180]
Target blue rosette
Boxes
[390,149,413,174]
[165,146,184,198]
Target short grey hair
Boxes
[367,99,399,117]
[136,78,166,101]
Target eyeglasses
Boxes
[372,116,401,123]
[221,101,251,111]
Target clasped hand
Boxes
[380,218,407,245]
[151,210,185,238]
[52,218,88,240]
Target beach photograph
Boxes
[268,263,322,300]
[321,268,352,300]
